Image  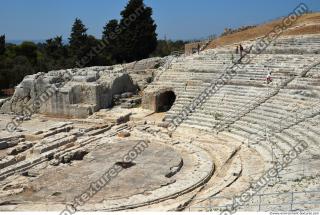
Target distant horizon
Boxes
[6,37,190,45]
[6,11,320,44]
[2,0,320,42]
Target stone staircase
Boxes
[142,34,320,210]
[1,34,320,212]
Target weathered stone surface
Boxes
[7,142,33,155]
[157,122,170,128]
[0,98,9,108]
[121,102,135,109]
[1,57,168,118]
[121,92,134,98]
[0,138,20,150]
[1,34,320,212]
[0,156,17,169]
[0,141,8,150]
[117,131,131,138]
[33,135,77,154]
[116,113,131,125]
[1,72,137,118]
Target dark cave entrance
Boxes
[155,91,176,112]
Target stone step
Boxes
[33,135,77,154]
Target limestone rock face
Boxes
[1,56,168,118]
[125,57,166,90]
[1,67,138,118]
[0,98,9,108]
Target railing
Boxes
[187,189,320,212]
[185,35,217,55]
[188,35,216,44]
[215,76,295,132]
[153,50,185,82]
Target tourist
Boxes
[239,44,244,58]
[197,43,200,54]
[235,45,239,54]
[266,71,272,84]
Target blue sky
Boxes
[1,0,319,41]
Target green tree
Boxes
[9,56,34,87]
[102,19,119,42]
[102,19,121,63]
[0,35,5,55]
[45,36,67,60]
[42,36,70,70]
[0,55,10,90]
[69,18,88,61]
[85,35,110,66]
[15,41,38,65]
[119,0,157,62]
[151,40,169,57]
[151,40,186,57]
[4,44,17,59]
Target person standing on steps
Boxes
[239,44,244,58]
[266,71,273,84]
[197,43,200,54]
[233,45,239,63]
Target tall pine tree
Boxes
[102,19,119,41]
[0,35,5,55]
[69,18,88,61]
[102,19,121,62]
[119,0,157,62]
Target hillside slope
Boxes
[206,13,320,49]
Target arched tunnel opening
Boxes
[156,91,176,112]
